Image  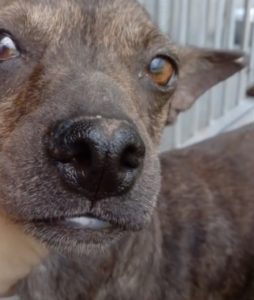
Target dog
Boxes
[0,0,250,299]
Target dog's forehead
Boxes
[0,0,161,54]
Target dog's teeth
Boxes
[68,217,111,230]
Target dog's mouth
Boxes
[26,212,127,253]
[31,213,117,231]
[62,215,112,230]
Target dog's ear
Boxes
[247,84,254,97]
[167,48,247,124]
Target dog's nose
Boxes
[46,117,145,200]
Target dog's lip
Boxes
[31,214,114,230]
[63,216,112,230]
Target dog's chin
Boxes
[23,213,145,256]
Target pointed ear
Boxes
[247,84,254,97]
[167,47,248,124]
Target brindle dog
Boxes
[0,0,251,299]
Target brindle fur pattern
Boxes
[0,0,251,299]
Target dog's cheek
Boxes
[0,96,23,148]
[134,153,161,226]
[150,107,170,145]
[141,92,173,147]
[0,120,50,220]
[126,141,162,225]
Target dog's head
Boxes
[0,0,246,254]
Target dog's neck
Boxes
[114,214,162,293]
[87,213,163,299]
[19,213,163,300]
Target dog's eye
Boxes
[148,56,175,87]
[0,33,19,61]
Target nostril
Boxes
[49,139,93,168]
[71,141,93,168]
[121,144,145,170]
[60,142,92,170]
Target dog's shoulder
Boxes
[160,122,254,189]
[157,124,254,299]
[160,122,254,236]
[160,123,254,219]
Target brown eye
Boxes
[0,33,19,61]
[148,56,175,87]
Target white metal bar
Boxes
[242,0,252,51]
[171,0,181,42]
[237,0,252,104]
[222,0,237,114]
[157,0,172,34]
[178,0,189,44]
[208,0,226,122]
[189,0,209,135]
[173,115,182,148]
[249,23,254,83]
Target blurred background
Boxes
[139,0,254,151]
